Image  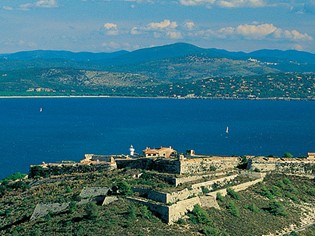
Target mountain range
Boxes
[0,43,314,98]
[1,43,315,73]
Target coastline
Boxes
[0,95,314,101]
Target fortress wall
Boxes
[115,158,154,170]
[168,197,201,224]
[115,158,180,174]
[179,157,240,175]
[141,174,239,204]
[173,170,236,186]
[152,159,181,174]
[207,176,265,198]
[29,162,117,178]
[248,159,315,175]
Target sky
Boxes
[0,0,315,53]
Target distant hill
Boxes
[0,43,314,98]
[1,43,315,72]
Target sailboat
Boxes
[40,107,43,112]
[226,126,229,134]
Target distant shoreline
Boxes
[0,95,314,101]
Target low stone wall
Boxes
[135,174,238,204]
[29,162,117,178]
[116,158,180,174]
[207,175,265,198]
[172,170,236,186]
[179,157,240,175]
[248,158,315,175]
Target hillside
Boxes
[0,43,315,98]
[1,170,315,236]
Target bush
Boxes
[245,203,260,213]
[1,172,27,182]
[259,186,274,199]
[85,202,99,220]
[283,178,292,185]
[283,152,293,158]
[177,218,185,225]
[227,201,240,217]
[190,204,212,224]
[268,200,287,216]
[68,201,77,213]
[227,188,240,200]
[201,225,220,236]
[216,193,224,202]
[117,181,133,196]
[201,186,210,194]
[140,205,152,219]
[271,185,283,197]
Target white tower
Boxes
[129,145,135,156]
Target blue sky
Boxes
[0,0,314,53]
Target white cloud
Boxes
[19,0,58,10]
[147,19,178,30]
[179,0,265,8]
[217,23,313,41]
[235,23,277,39]
[36,0,58,8]
[184,21,196,30]
[2,6,13,11]
[274,29,313,41]
[130,27,141,35]
[103,23,119,36]
[104,23,118,30]
[167,31,183,39]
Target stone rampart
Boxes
[172,170,236,186]
[179,157,240,175]
[207,175,265,198]
[248,158,315,175]
[29,162,117,178]
[135,174,238,204]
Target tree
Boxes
[268,200,287,216]
[117,181,133,196]
[85,202,99,220]
[283,152,293,158]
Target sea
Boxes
[0,97,315,179]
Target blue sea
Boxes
[0,98,315,179]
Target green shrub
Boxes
[275,180,286,189]
[227,201,240,217]
[283,178,292,185]
[201,186,210,194]
[1,172,27,182]
[201,225,220,236]
[177,218,185,225]
[140,205,152,219]
[283,152,293,158]
[65,186,72,193]
[259,186,274,199]
[307,187,315,196]
[85,202,99,220]
[245,203,260,213]
[190,204,212,224]
[271,185,283,197]
[216,193,224,202]
[227,188,240,200]
[285,192,299,202]
[68,201,77,213]
[268,200,287,216]
[210,165,217,171]
[117,181,133,196]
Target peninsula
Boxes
[1,146,315,235]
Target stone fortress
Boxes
[29,146,315,224]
